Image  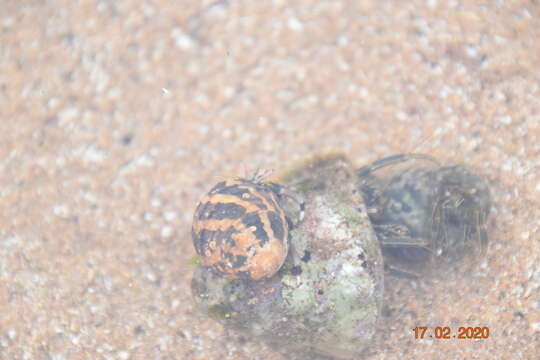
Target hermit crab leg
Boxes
[357,153,440,177]
[384,264,419,279]
[374,224,431,249]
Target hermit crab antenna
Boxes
[250,168,275,182]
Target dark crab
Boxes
[357,154,491,277]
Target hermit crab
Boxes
[191,154,384,359]
[190,153,492,358]
[357,154,491,276]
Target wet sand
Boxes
[1,1,539,359]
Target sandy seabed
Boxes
[1,1,539,359]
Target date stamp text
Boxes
[412,326,489,339]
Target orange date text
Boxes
[412,326,489,339]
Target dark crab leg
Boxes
[384,264,419,279]
[357,153,440,177]
[374,223,432,279]
[373,224,431,249]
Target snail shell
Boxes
[192,178,289,280]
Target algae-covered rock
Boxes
[191,154,384,359]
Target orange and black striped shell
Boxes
[192,178,289,280]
